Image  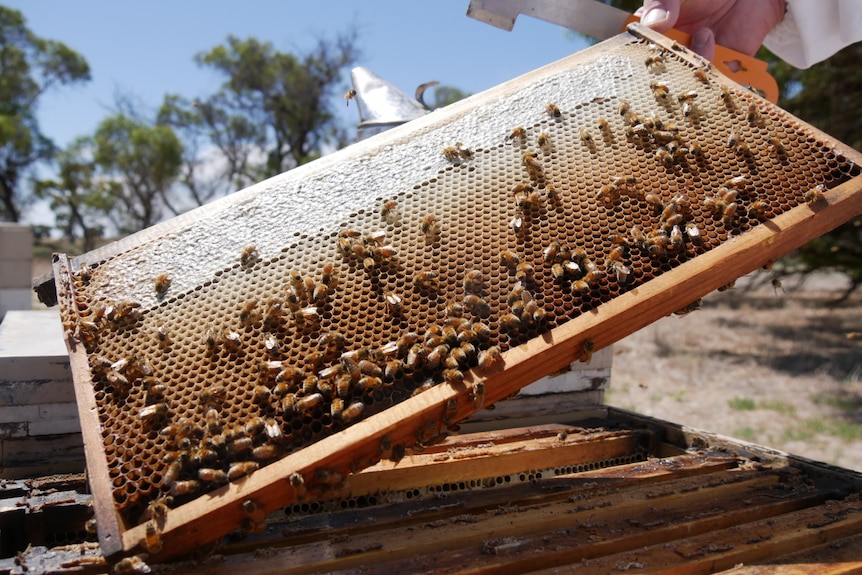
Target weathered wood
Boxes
[53,254,124,556]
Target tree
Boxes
[90,113,184,235]
[160,32,360,192]
[33,138,109,252]
[0,5,90,222]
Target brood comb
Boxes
[51,24,862,560]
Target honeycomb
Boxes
[54,26,862,555]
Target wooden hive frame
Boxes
[51,23,862,562]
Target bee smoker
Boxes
[349,66,433,141]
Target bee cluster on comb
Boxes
[55,26,860,559]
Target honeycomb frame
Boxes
[53,24,862,560]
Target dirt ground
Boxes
[30,257,862,472]
[608,270,862,472]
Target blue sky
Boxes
[6,1,594,225]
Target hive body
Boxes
[53,25,862,558]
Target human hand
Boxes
[636,0,786,61]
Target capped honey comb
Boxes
[53,24,862,560]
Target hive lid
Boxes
[53,23,862,562]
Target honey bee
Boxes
[748,200,769,220]
[384,291,403,315]
[464,294,491,317]
[598,117,611,135]
[726,131,740,149]
[767,137,786,157]
[509,215,523,233]
[610,261,632,284]
[442,146,461,162]
[143,522,163,554]
[579,338,595,362]
[674,299,702,316]
[341,401,365,424]
[804,184,826,205]
[421,215,441,239]
[443,368,464,385]
[227,436,254,457]
[198,468,228,484]
[139,403,166,424]
[477,346,502,370]
[669,224,685,251]
[380,199,398,219]
[281,393,296,415]
[515,262,533,283]
[295,392,324,415]
[425,344,448,369]
[656,147,674,169]
[252,443,282,461]
[411,270,437,289]
[294,306,320,326]
[650,80,670,101]
[507,126,526,141]
[500,250,520,269]
[596,183,619,205]
[356,375,383,392]
[227,461,259,481]
[473,321,491,340]
[645,54,664,69]
[170,480,200,497]
[154,274,171,296]
[694,68,711,84]
[618,100,630,118]
[385,359,404,379]
[499,312,522,331]
[551,263,566,281]
[747,102,761,124]
[463,270,484,294]
[772,276,785,295]
[404,344,428,370]
[682,101,694,118]
[537,132,552,152]
[684,222,702,243]
[240,244,259,267]
[722,202,739,226]
[472,382,486,409]
[239,300,258,326]
[456,142,473,159]
[736,141,752,156]
[344,88,357,105]
[546,103,561,118]
[521,151,543,177]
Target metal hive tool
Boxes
[52,24,862,561]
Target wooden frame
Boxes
[52,23,862,561]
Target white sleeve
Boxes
[763,0,862,68]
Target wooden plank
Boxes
[527,498,862,575]
[52,254,125,556]
[161,467,814,574]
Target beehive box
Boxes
[52,23,862,561]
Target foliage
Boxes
[90,113,184,235]
[0,5,90,222]
[159,32,360,194]
[33,138,109,252]
[761,44,862,298]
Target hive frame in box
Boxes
[53,24,862,562]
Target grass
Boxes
[812,394,857,412]
[728,397,756,411]
[727,397,796,416]
[759,400,796,416]
[733,427,757,441]
[782,418,862,442]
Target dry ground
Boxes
[30,256,862,472]
[609,270,862,472]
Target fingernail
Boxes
[691,28,711,55]
[641,8,668,27]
